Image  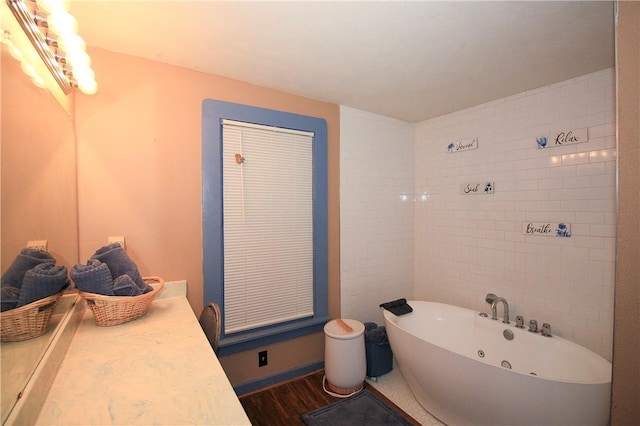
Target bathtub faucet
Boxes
[486,293,510,324]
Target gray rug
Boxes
[301,389,414,426]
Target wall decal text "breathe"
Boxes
[523,222,571,237]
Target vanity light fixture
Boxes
[4,0,97,94]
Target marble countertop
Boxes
[35,282,250,425]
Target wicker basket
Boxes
[79,276,164,326]
[0,292,63,342]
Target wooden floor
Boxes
[238,370,419,426]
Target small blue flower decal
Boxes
[556,223,571,237]
[447,143,455,152]
[537,136,548,148]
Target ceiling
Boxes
[69,1,615,123]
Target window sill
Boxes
[217,316,330,357]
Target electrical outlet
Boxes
[108,236,126,250]
[27,240,48,251]
[258,350,268,367]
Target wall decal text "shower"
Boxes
[461,182,494,194]
[523,222,571,237]
[447,137,478,153]
[536,128,588,149]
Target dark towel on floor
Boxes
[1,248,55,289]
[1,287,20,311]
[17,263,69,307]
[380,298,413,316]
[112,274,152,296]
[70,259,114,295]
[90,243,146,291]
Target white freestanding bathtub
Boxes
[382,301,611,426]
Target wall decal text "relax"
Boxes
[536,128,588,149]
[523,222,571,237]
[447,137,478,153]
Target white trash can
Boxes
[324,319,366,395]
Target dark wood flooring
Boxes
[238,369,420,426]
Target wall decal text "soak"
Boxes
[536,128,588,149]
[461,182,494,194]
[447,137,478,153]
[523,222,571,237]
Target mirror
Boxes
[0,50,79,423]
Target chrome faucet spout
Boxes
[490,297,510,324]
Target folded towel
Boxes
[112,274,140,296]
[70,259,114,295]
[90,243,146,292]
[1,287,20,312]
[380,298,413,316]
[112,274,152,296]
[17,263,69,307]
[365,325,389,345]
[364,322,378,333]
[1,248,55,289]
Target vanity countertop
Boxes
[35,283,250,425]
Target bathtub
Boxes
[382,301,611,426]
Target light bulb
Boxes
[46,11,78,36]
[67,51,91,69]
[32,74,46,88]
[58,33,85,55]
[72,65,94,82]
[20,61,37,77]
[77,78,98,95]
[8,43,23,61]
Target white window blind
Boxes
[222,120,315,334]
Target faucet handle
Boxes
[516,315,525,328]
[541,323,552,337]
[528,319,538,333]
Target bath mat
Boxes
[301,389,414,426]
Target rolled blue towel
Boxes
[17,263,69,307]
[90,243,146,292]
[112,274,152,296]
[1,248,55,289]
[365,325,389,345]
[70,259,114,296]
[1,287,20,311]
[364,322,378,333]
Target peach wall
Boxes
[75,47,340,315]
[74,47,340,386]
[1,51,78,271]
[612,1,640,423]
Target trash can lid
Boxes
[324,319,365,339]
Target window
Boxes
[202,100,329,355]
[222,120,314,333]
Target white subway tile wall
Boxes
[414,68,615,360]
[340,106,414,325]
[340,69,615,360]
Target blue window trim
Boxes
[202,99,329,357]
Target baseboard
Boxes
[234,361,325,396]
